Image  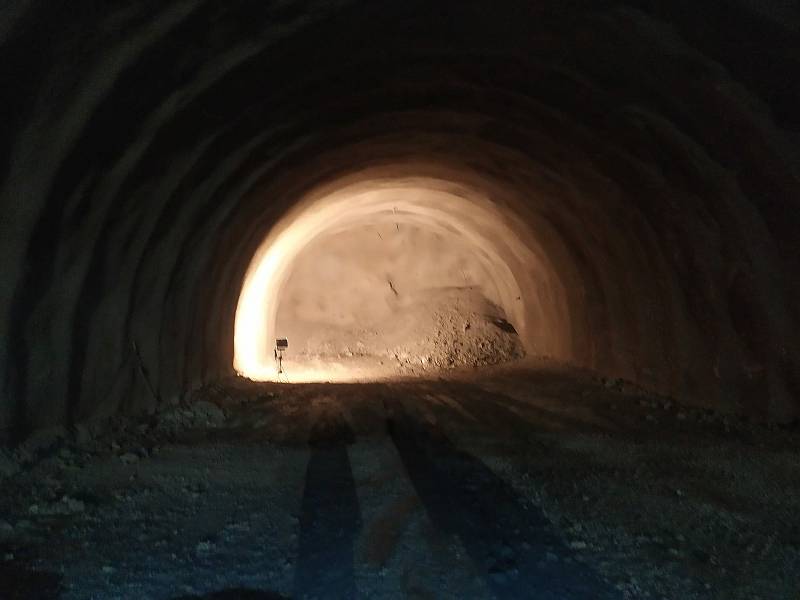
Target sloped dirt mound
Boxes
[291,287,525,373]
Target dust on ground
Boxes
[1,360,799,599]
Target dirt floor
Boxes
[1,360,799,599]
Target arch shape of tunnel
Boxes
[234,174,562,382]
[1,0,799,442]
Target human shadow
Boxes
[0,553,63,600]
[293,414,361,600]
[386,404,620,600]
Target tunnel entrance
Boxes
[232,175,561,382]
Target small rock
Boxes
[101,565,116,574]
[0,520,14,539]
[17,426,68,462]
[119,452,139,465]
[29,495,84,516]
[62,496,85,513]
[195,540,215,555]
[569,541,587,550]
[191,401,226,426]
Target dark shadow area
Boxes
[293,414,361,600]
[489,317,518,335]
[386,401,620,600]
[463,383,620,434]
[452,382,605,435]
[172,590,289,600]
[0,551,63,600]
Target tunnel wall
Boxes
[275,223,507,332]
[1,0,799,439]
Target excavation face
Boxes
[234,180,538,382]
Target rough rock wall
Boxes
[1,0,798,439]
[276,224,504,331]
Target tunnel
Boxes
[1,1,799,598]
[235,173,532,381]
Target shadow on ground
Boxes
[293,414,361,600]
[386,399,621,600]
[0,550,63,600]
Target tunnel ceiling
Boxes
[1,0,799,438]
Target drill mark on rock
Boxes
[387,279,399,297]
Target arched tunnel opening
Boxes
[235,174,538,382]
[1,1,799,598]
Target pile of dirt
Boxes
[288,287,525,373]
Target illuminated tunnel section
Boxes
[1,0,799,439]
[234,175,550,382]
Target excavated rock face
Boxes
[1,0,798,439]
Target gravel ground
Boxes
[1,361,799,599]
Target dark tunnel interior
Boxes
[1,1,799,598]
